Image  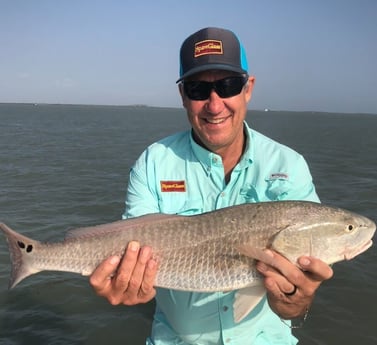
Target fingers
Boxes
[89,241,158,306]
[257,259,302,300]
[113,241,142,292]
[89,255,121,292]
[256,250,334,319]
[297,256,334,281]
[140,258,158,297]
[115,242,155,300]
[257,250,333,290]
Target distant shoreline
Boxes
[0,102,376,116]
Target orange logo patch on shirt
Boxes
[160,180,186,192]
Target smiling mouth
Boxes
[204,115,231,124]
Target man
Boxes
[90,27,333,344]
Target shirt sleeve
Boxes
[122,151,160,219]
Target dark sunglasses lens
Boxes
[183,81,211,101]
[215,77,246,98]
[183,76,248,100]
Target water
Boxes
[0,104,376,345]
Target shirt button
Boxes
[225,338,231,343]
[223,306,229,312]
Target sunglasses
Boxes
[183,75,249,101]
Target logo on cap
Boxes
[194,40,223,58]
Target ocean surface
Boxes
[0,103,376,345]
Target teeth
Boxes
[206,118,226,124]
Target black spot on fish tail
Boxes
[0,222,42,288]
[17,240,33,253]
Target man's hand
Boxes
[256,250,333,319]
[89,241,158,305]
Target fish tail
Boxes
[0,222,41,289]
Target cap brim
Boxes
[176,64,248,83]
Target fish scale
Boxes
[0,201,375,293]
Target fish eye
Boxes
[345,224,355,232]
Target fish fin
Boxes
[233,285,266,323]
[65,213,182,240]
[0,222,41,289]
[235,244,275,266]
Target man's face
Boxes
[179,70,255,155]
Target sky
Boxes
[0,0,376,113]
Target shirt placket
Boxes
[206,156,240,344]
[207,154,229,210]
[219,291,238,344]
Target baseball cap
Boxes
[177,27,249,83]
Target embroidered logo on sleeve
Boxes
[160,180,186,192]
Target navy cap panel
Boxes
[178,27,248,82]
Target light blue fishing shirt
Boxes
[123,122,320,345]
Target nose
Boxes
[205,89,224,114]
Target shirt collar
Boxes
[189,122,254,173]
[238,121,254,169]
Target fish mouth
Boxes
[344,240,373,260]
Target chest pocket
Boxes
[240,184,260,203]
[265,176,292,200]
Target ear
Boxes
[244,76,255,103]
